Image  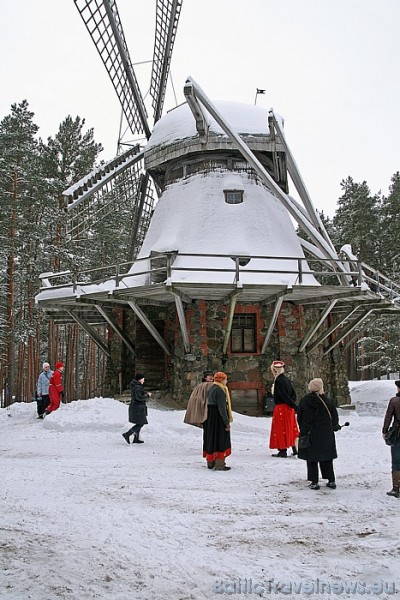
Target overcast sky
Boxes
[1,0,399,216]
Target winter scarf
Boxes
[213,381,233,423]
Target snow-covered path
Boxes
[1,381,399,599]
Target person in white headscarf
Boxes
[36,362,53,419]
[297,378,341,490]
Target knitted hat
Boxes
[308,378,324,393]
[42,362,50,369]
[213,371,227,383]
[395,380,400,388]
[134,373,145,381]
[55,361,64,369]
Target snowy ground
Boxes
[1,380,399,600]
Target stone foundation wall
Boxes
[105,299,351,412]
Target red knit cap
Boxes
[55,362,64,369]
[213,371,227,383]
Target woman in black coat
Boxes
[382,380,400,498]
[122,373,151,444]
[297,378,341,490]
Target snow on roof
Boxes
[146,101,283,150]
[124,171,317,287]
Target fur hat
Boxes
[308,378,324,393]
[55,362,64,370]
[213,371,227,383]
[134,373,145,381]
[272,360,285,368]
[271,360,285,375]
[395,380,400,388]
[42,362,50,369]
[203,370,214,377]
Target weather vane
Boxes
[254,88,266,105]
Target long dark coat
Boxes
[297,392,340,462]
[273,373,297,409]
[129,380,149,426]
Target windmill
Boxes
[38,0,400,408]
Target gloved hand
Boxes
[61,391,65,400]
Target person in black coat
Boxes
[297,378,341,490]
[382,380,400,498]
[122,373,151,444]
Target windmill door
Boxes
[134,320,167,389]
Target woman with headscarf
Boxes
[269,360,299,457]
[297,378,341,490]
[382,380,400,498]
[203,371,233,471]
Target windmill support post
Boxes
[167,288,191,354]
[66,310,111,358]
[222,289,242,355]
[299,300,338,353]
[94,305,136,356]
[261,295,284,354]
[306,306,361,354]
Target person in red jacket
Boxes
[45,361,65,415]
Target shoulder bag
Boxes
[384,423,399,446]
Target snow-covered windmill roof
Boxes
[146,101,283,150]
[121,170,317,287]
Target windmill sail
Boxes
[74,0,150,138]
[150,0,183,122]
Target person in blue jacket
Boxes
[36,362,53,419]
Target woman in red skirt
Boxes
[269,360,299,457]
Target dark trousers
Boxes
[391,439,400,471]
[127,424,142,436]
[37,394,50,417]
[307,460,335,483]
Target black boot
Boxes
[132,434,144,444]
[272,449,287,458]
[292,446,298,456]
[386,471,400,498]
[122,431,131,444]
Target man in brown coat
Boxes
[184,371,214,428]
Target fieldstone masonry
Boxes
[107,299,351,414]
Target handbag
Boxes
[384,424,399,446]
[298,434,311,449]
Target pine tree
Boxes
[0,100,42,401]
[380,172,400,278]
[332,177,382,268]
[40,115,103,272]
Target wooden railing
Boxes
[39,252,400,305]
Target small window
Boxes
[224,190,243,204]
[231,314,256,353]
